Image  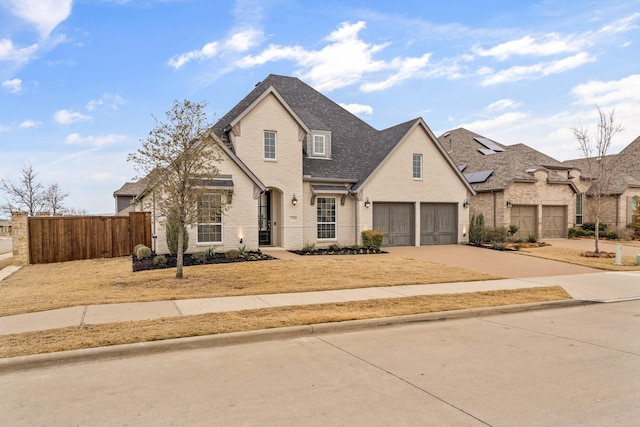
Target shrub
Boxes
[582,222,607,232]
[133,244,146,255]
[631,208,640,240]
[237,245,247,257]
[135,245,152,259]
[192,251,206,262]
[362,230,383,249]
[490,241,505,251]
[225,249,240,259]
[526,234,538,243]
[486,226,508,243]
[508,224,519,239]
[166,217,189,255]
[601,231,619,240]
[469,213,487,245]
[153,255,167,266]
[205,246,217,257]
[328,243,341,252]
[302,243,316,253]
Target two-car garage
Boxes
[373,202,458,247]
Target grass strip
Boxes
[0,286,570,358]
[516,246,640,271]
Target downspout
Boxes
[152,192,157,253]
[493,191,497,227]
[616,194,620,229]
[354,194,359,245]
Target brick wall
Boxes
[10,211,29,266]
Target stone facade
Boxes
[10,211,29,266]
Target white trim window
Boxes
[313,134,326,156]
[264,131,277,160]
[197,193,223,244]
[316,197,336,240]
[412,154,423,179]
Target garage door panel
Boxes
[542,206,567,239]
[420,203,457,245]
[511,205,536,241]
[373,203,414,247]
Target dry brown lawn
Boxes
[517,245,640,271]
[0,255,503,316]
[0,286,570,358]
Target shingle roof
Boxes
[113,180,147,196]
[563,135,640,195]
[439,128,574,192]
[214,74,454,189]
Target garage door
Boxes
[420,203,457,245]
[511,205,536,240]
[542,205,567,238]
[373,203,414,247]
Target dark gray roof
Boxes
[439,128,575,192]
[214,74,451,189]
[113,180,147,197]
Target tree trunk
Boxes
[176,225,184,279]
[594,218,600,254]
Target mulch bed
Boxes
[289,247,386,256]
[133,251,274,272]
[581,251,615,258]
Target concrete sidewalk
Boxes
[1,271,639,336]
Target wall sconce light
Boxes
[239,238,243,244]
[463,198,469,208]
[364,197,371,208]
[506,200,513,208]
[291,194,298,206]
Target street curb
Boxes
[0,299,594,373]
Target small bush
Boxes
[490,241,505,251]
[205,246,217,257]
[153,255,167,266]
[526,234,538,243]
[302,243,316,253]
[133,244,146,255]
[328,243,341,252]
[601,231,619,240]
[225,249,240,259]
[486,226,508,243]
[469,213,487,245]
[192,251,207,262]
[508,225,519,239]
[362,230,383,249]
[582,222,607,232]
[135,245,152,259]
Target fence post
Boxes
[11,211,29,266]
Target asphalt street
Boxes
[2,299,639,426]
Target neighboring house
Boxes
[0,219,11,236]
[439,128,579,240]
[563,135,640,230]
[113,180,147,216]
[124,74,474,252]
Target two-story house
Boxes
[125,74,474,253]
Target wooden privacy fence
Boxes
[27,212,151,264]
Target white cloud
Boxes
[473,33,588,61]
[5,0,73,38]
[19,119,40,128]
[339,103,373,116]
[599,12,640,34]
[54,109,92,124]
[486,99,520,112]
[361,54,431,92]
[169,41,219,69]
[2,78,22,93]
[458,111,528,133]
[571,74,640,106]
[481,52,595,86]
[224,29,262,52]
[0,38,39,63]
[65,133,126,147]
[86,93,126,111]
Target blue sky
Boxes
[1,0,639,214]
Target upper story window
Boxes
[264,131,276,160]
[313,135,326,156]
[307,131,331,159]
[412,154,423,179]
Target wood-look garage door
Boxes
[542,205,567,238]
[420,203,457,245]
[511,205,537,240]
[373,203,414,247]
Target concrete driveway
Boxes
[386,242,598,278]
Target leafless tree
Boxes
[573,107,623,254]
[128,99,223,279]
[1,163,46,216]
[44,183,69,215]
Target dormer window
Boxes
[313,135,326,156]
[307,131,331,159]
